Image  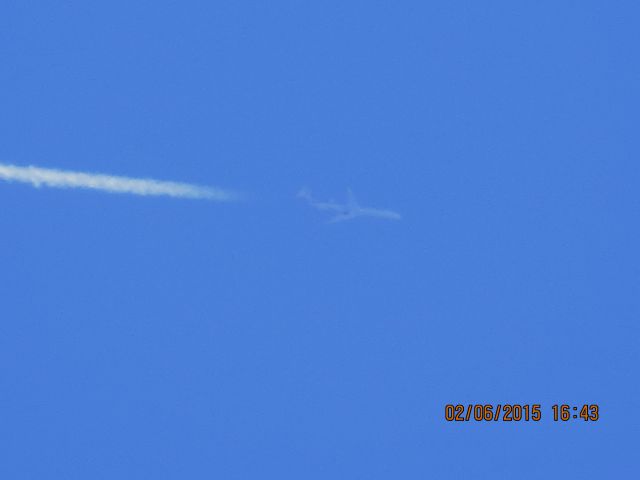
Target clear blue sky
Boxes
[1,1,638,478]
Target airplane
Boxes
[297,187,401,223]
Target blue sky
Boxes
[1,1,638,478]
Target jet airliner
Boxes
[298,188,401,223]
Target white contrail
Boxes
[0,163,239,201]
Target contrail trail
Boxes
[0,163,239,201]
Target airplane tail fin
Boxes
[297,187,312,201]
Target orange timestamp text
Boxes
[444,404,600,422]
